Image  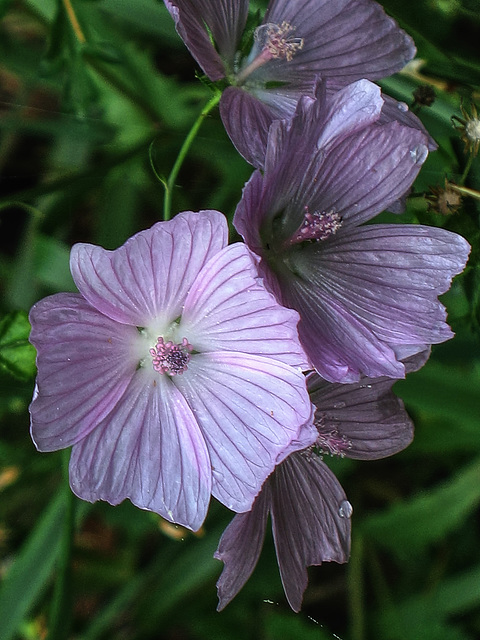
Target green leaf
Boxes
[362,456,480,559]
[395,359,480,432]
[264,611,337,640]
[0,0,14,19]
[0,490,65,640]
[0,311,36,381]
[377,563,480,640]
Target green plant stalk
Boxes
[162,90,221,221]
[459,152,474,186]
[348,533,365,640]
[47,450,76,640]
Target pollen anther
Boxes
[292,207,342,244]
[150,337,193,376]
[258,21,304,62]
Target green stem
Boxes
[348,533,365,640]
[459,152,474,185]
[48,450,76,640]
[162,90,221,221]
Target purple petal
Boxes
[380,93,437,151]
[164,0,248,80]
[264,0,415,86]
[219,88,275,169]
[316,80,384,150]
[281,224,470,381]
[235,104,430,253]
[270,454,351,612]
[259,79,384,192]
[174,352,315,512]
[215,485,272,611]
[304,121,429,227]
[307,372,414,460]
[29,293,138,451]
[71,211,227,327]
[181,242,308,369]
[69,370,212,531]
[234,171,273,256]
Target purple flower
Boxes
[29,211,316,531]
[165,0,416,167]
[215,361,420,611]
[234,79,471,382]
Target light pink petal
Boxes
[69,371,212,531]
[70,211,227,327]
[181,243,308,368]
[29,293,137,451]
[174,352,314,512]
[215,485,272,611]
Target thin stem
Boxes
[459,152,474,185]
[348,533,365,640]
[48,450,76,640]
[62,0,86,44]
[450,183,480,201]
[162,90,221,221]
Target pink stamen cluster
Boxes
[260,21,304,62]
[235,21,303,84]
[150,336,193,376]
[292,207,342,243]
[314,419,352,458]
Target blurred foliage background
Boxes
[0,0,480,639]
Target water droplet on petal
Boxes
[333,401,346,409]
[338,499,353,518]
[397,101,409,113]
[410,144,428,165]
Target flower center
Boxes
[291,207,342,244]
[150,337,193,376]
[258,22,304,62]
[235,21,303,84]
[314,419,352,458]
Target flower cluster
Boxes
[29,0,470,613]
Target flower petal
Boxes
[165,0,248,79]
[180,242,308,368]
[380,93,437,151]
[69,371,212,531]
[304,121,429,227]
[174,352,315,512]
[71,210,227,327]
[219,88,275,169]
[215,485,272,611]
[307,372,414,459]
[264,0,415,86]
[282,224,470,381]
[260,80,384,199]
[29,293,138,451]
[270,454,351,612]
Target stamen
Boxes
[314,417,352,458]
[150,337,193,376]
[257,21,304,62]
[235,21,303,84]
[291,207,342,244]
